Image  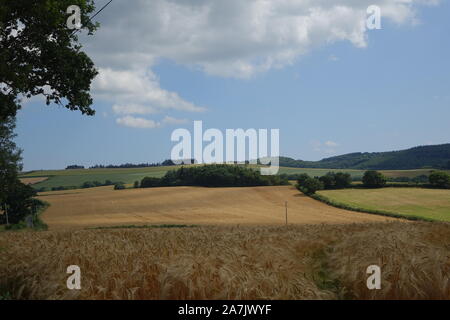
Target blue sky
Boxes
[15,0,450,170]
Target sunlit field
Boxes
[37,185,394,229]
[318,188,450,222]
[1,222,448,300]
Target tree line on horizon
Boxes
[65,143,450,171]
[279,144,450,170]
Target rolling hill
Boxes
[280,144,450,170]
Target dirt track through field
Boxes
[38,186,396,229]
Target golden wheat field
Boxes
[37,186,395,229]
[0,222,449,300]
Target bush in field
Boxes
[82,181,95,189]
[296,174,324,195]
[114,182,126,190]
[319,173,335,189]
[134,181,140,188]
[295,173,310,184]
[92,181,103,187]
[140,165,289,188]
[51,186,77,191]
[318,172,352,190]
[140,177,162,188]
[362,170,386,188]
[429,171,450,189]
[77,180,118,189]
[334,172,352,189]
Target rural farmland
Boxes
[20,166,439,190]
[2,0,450,305]
[318,188,450,222]
[1,221,448,300]
[38,185,395,229]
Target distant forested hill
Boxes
[280,144,450,170]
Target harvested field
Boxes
[0,222,448,300]
[19,177,48,185]
[38,186,395,229]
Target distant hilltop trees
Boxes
[278,143,450,170]
[64,159,198,170]
[65,165,85,170]
[87,159,198,169]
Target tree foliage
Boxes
[296,175,324,195]
[0,116,21,195]
[429,171,450,189]
[278,144,450,170]
[1,1,100,225]
[140,165,289,189]
[318,172,352,190]
[0,116,37,224]
[362,170,387,188]
[0,0,98,120]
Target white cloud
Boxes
[84,0,438,78]
[94,68,205,113]
[81,0,439,126]
[116,116,161,129]
[116,115,188,129]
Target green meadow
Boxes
[21,166,179,190]
[318,187,450,222]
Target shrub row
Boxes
[296,172,352,195]
[295,170,443,195]
[139,165,290,189]
[49,180,123,191]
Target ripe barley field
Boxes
[0,222,448,300]
[37,186,395,229]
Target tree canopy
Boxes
[0,0,98,120]
[362,170,387,188]
[0,1,99,226]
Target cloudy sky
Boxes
[16,0,450,170]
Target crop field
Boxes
[21,166,182,190]
[0,221,448,300]
[318,188,450,222]
[19,177,49,185]
[37,185,394,229]
[20,166,438,190]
